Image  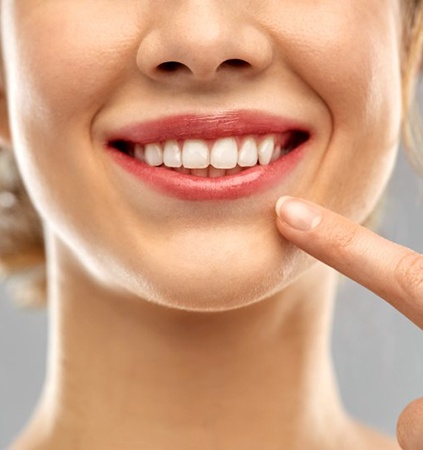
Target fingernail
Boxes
[275,196,322,231]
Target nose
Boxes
[136,2,273,86]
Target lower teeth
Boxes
[171,165,247,177]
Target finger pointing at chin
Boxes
[275,196,423,330]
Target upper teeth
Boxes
[135,135,283,170]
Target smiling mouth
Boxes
[108,130,309,178]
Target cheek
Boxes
[268,1,403,129]
[266,1,403,217]
[2,2,143,136]
[1,3,141,215]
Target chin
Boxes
[126,242,312,313]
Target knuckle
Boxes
[395,251,423,302]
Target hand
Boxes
[275,196,423,449]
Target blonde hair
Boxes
[403,0,423,174]
[1,2,423,308]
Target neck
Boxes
[18,234,350,450]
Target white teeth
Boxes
[270,145,282,162]
[210,137,238,169]
[208,166,226,178]
[174,166,190,174]
[138,134,283,171]
[258,136,275,166]
[190,168,209,177]
[163,140,182,167]
[238,137,258,167]
[144,143,163,166]
[182,140,210,169]
[226,165,243,175]
[134,144,144,162]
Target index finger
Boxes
[275,196,423,329]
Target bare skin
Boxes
[275,196,423,448]
[0,0,419,448]
[11,241,399,450]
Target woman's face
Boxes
[0,1,403,311]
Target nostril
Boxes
[220,59,251,69]
[157,61,187,73]
[155,59,251,78]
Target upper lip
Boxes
[105,109,312,146]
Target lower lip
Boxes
[106,144,306,201]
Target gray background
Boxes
[1,87,423,447]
